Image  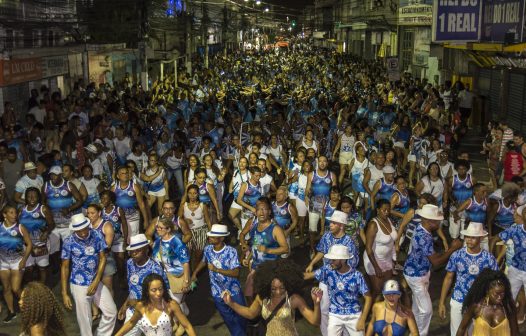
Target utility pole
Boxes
[223,2,228,57]
[139,0,149,89]
[201,0,208,68]
[185,3,193,75]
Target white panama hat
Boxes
[324,244,352,260]
[460,222,488,237]
[207,224,230,237]
[416,204,444,220]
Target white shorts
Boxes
[230,200,242,210]
[339,151,354,165]
[394,141,406,149]
[27,253,50,268]
[27,242,51,268]
[148,189,167,197]
[308,212,321,232]
[111,239,125,253]
[408,154,417,162]
[295,198,308,217]
[49,227,71,254]
[0,254,23,270]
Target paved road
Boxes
[2,131,524,335]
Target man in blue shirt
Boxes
[306,244,372,335]
[192,224,246,336]
[438,222,498,336]
[305,210,359,336]
[61,213,117,336]
[117,234,168,336]
[403,204,462,336]
[491,206,526,315]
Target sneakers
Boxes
[3,312,16,323]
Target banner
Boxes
[481,0,525,42]
[399,0,433,26]
[433,0,482,42]
[42,55,69,78]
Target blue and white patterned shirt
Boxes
[202,244,242,299]
[404,225,434,277]
[61,230,107,286]
[316,233,359,269]
[152,235,190,276]
[315,264,369,315]
[499,224,526,271]
[446,248,498,302]
[126,258,168,300]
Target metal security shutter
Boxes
[490,70,503,120]
[478,69,492,96]
[507,73,525,132]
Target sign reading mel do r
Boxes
[433,0,482,42]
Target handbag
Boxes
[257,297,286,336]
[159,241,186,293]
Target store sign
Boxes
[481,0,525,42]
[398,4,433,26]
[42,55,69,78]
[0,58,42,87]
[433,0,482,42]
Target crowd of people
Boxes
[0,47,524,336]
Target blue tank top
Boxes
[243,180,262,207]
[496,199,516,230]
[452,174,473,204]
[393,189,410,215]
[115,181,138,210]
[311,170,332,198]
[324,202,337,228]
[102,205,123,242]
[373,308,407,336]
[45,180,74,211]
[19,204,47,246]
[144,168,165,193]
[465,197,487,224]
[0,222,24,256]
[378,178,396,201]
[198,181,211,205]
[93,220,113,246]
[272,201,291,230]
[249,219,279,270]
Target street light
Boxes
[256,0,261,5]
[264,7,269,12]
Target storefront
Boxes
[0,54,73,117]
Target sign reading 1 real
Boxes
[433,0,482,42]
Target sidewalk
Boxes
[458,129,492,186]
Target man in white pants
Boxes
[403,204,462,336]
[438,222,498,336]
[491,207,526,318]
[307,244,372,336]
[61,213,117,336]
[305,211,359,336]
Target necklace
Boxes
[377,217,391,233]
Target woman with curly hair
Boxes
[19,281,66,336]
[224,258,322,336]
[457,269,519,336]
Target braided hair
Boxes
[20,282,66,336]
[462,269,516,318]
